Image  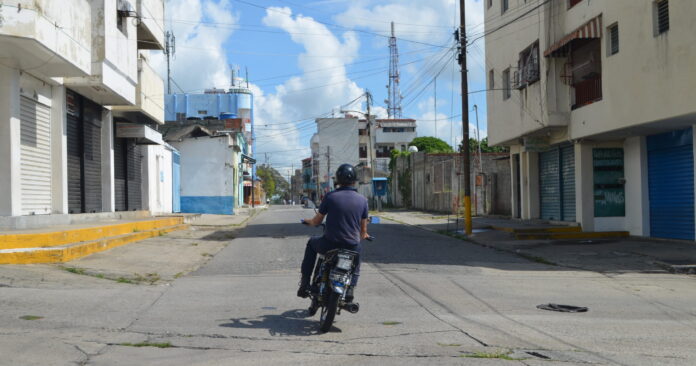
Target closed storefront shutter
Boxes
[540,145,576,221]
[561,145,576,221]
[19,96,52,215]
[647,128,695,240]
[66,92,82,214]
[539,148,560,220]
[114,137,127,211]
[126,141,142,210]
[82,99,102,213]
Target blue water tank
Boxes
[220,113,237,119]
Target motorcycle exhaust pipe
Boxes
[342,302,360,314]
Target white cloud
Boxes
[150,0,237,92]
[251,7,366,171]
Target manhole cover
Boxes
[537,303,588,313]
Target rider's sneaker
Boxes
[297,277,310,298]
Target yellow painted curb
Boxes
[491,226,582,234]
[0,217,184,250]
[0,224,189,264]
[515,231,629,240]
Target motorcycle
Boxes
[301,217,375,332]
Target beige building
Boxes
[0,0,167,227]
[485,0,696,239]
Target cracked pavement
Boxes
[1,206,696,365]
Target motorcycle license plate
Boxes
[336,256,352,270]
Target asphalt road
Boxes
[2,206,696,365]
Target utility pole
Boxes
[434,76,438,139]
[366,91,377,210]
[458,0,472,235]
[326,146,331,191]
[474,105,483,174]
[164,31,175,94]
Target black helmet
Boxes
[335,164,358,185]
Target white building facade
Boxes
[310,116,416,200]
[486,0,696,239]
[0,0,167,224]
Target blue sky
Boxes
[154,0,488,172]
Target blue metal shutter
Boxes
[540,149,560,220]
[647,128,694,240]
[561,145,576,221]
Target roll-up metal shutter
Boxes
[19,96,52,215]
[66,91,83,214]
[126,141,142,210]
[114,137,127,211]
[647,128,695,240]
[539,149,560,220]
[82,99,102,213]
[560,145,576,221]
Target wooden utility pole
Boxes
[459,0,472,235]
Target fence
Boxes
[390,152,511,216]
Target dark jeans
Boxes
[301,235,362,286]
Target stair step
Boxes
[0,224,188,264]
[515,231,630,240]
[0,217,184,250]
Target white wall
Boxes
[312,118,359,186]
[144,144,173,214]
[172,137,235,197]
[0,65,22,216]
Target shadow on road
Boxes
[220,309,341,336]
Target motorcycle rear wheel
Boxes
[319,292,339,332]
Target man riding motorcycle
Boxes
[299,164,370,304]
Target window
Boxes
[516,41,540,88]
[487,0,492,9]
[502,68,511,100]
[359,145,367,159]
[569,0,582,9]
[116,0,131,36]
[489,69,495,90]
[501,0,508,14]
[358,128,367,136]
[654,0,669,35]
[607,23,619,55]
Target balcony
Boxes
[572,76,602,110]
[0,1,92,78]
[137,0,165,50]
[112,57,164,123]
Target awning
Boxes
[241,154,256,164]
[544,15,602,57]
[116,123,164,145]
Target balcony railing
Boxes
[572,76,602,110]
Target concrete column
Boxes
[521,151,540,219]
[574,143,595,231]
[510,148,521,218]
[51,86,69,214]
[101,109,115,212]
[624,136,650,236]
[0,65,22,216]
[141,145,151,212]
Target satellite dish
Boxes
[408,146,419,153]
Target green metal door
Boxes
[593,148,625,217]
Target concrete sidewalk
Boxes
[375,209,696,274]
[0,209,263,288]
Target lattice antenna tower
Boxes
[386,21,402,119]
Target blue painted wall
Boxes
[181,196,235,215]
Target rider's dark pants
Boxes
[301,235,362,286]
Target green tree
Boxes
[461,137,509,153]
[409,136,454,153]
